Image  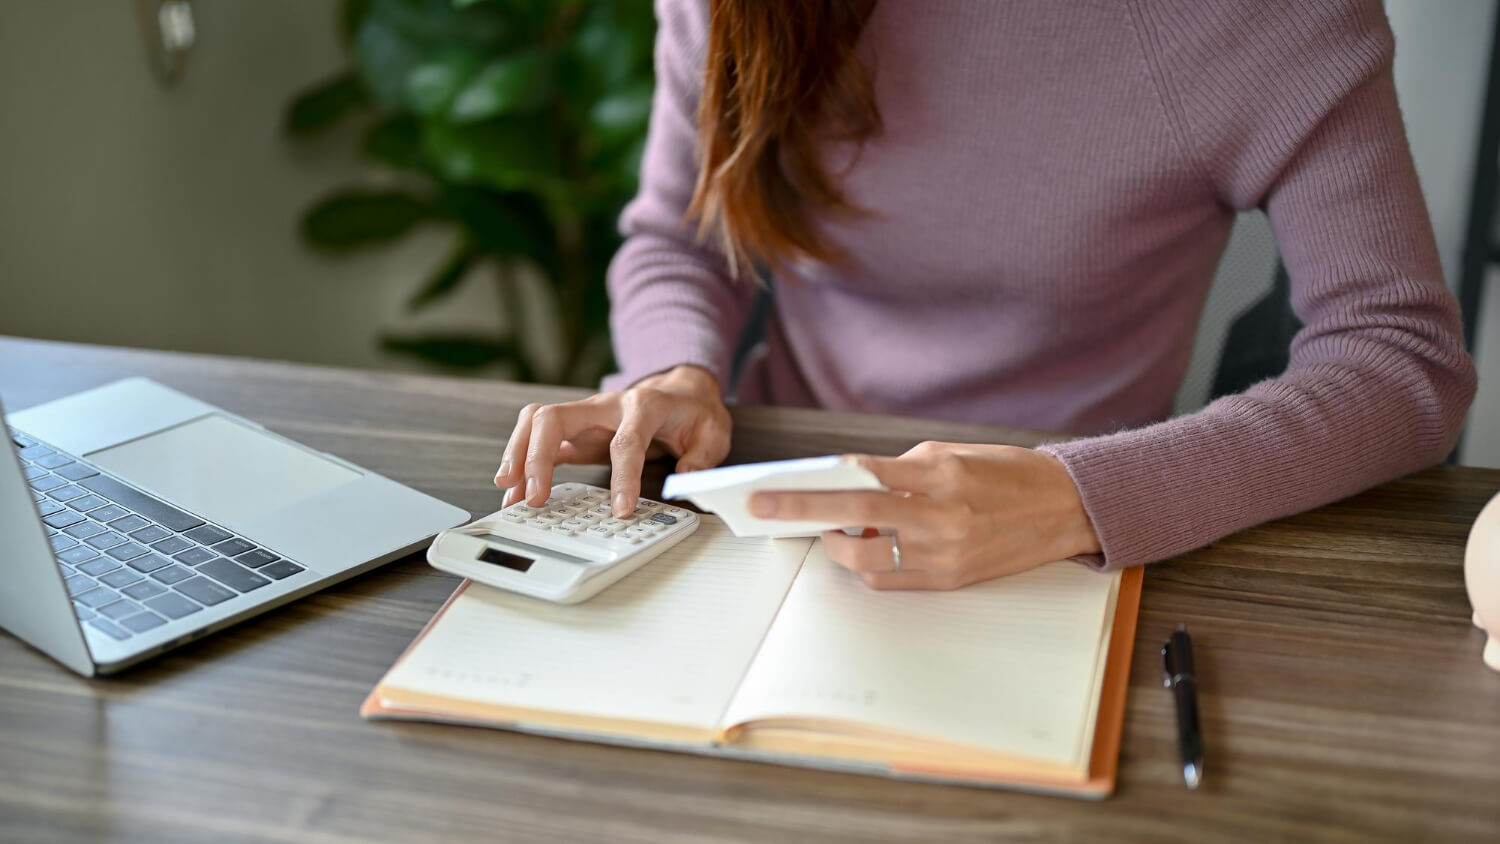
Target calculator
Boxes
[426,482,700,604]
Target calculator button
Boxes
[621,534,643,544]
[625,525,654,537]
[650,513,678,525]
[525,518,549,528]
[586,525,613,537]
[501,512,526,523]
[537,514,563,525]
[550,525,576,536]
[602,519,629,530]
[562,518,587,530]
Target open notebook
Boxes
[362,517,1143,797]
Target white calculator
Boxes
[426,482,700,604]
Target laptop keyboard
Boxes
[10,427,306,643]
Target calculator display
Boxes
[478,546,534,573]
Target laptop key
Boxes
[87,618,131,641]
[78,475,204,532]
[49,536,79,554]
[211,538,255,558]
[107,514,150,534]
[173,547,218,566]
[88,504,128,524]
[64,574,94,596]
[29,475,67,492]
[22,464,48,481]
[100,569,143,589]
[10,430,37,449]
[173,577,235,606]
[120,612,167,633]
[46,484,87,502]
[64,520,107,539]
[30,489,45,502]
[67,494,109,513]
[130,525,172,545]
[43,510,85,529]
[151,536,193,555]
[77,558,121,577]
[56,462,99,482]
[74,606,97,621]
[36,498,65,517]
[18,444,53,461]
[235,549,279,569]
[122,580,167,601]
[184,525,231,545]
[144,592,202,619]
[126,553,173,573]
[36,453,73,470]
[74,587,119,609]
[260,560,305,580]
[85,531,127,550]
[105,542,149,562]
[197,558,270,593]
[150,564,194,585]
[97,599,142,621]
[58,545,100,565]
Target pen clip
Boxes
[1161,641,1174,688]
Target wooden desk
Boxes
[1,336,1498,843]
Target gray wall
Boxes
[0,1,1496,465]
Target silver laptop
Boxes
[1,378,469,675]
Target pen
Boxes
[1161,623,1204,790]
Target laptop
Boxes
[1,378,469,675]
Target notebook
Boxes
[361,516,1143,797]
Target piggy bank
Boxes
[1467,491,1500,671]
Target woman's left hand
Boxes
[748,441,1102,590]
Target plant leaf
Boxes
[449,49,556,123]
[301,191,430,251]
[362,115,425,171]
[284,72,368,136]
[407,244,480,312]
[405,47,485,116]
[438,186,557,270]
[380,333,518,369]
[587,80,652,145]
[421,117,562,191]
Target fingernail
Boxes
[612,492,628,517]
[498,459,512,478]
[525,477,538,501]
[749,494,775,517]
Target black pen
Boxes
[1161,624,1204,790]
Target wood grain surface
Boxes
[1,335,1498,843]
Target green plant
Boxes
[285,0,656,384]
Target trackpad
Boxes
[87,414,361,532]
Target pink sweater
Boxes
[602,0,1478,569]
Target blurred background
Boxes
[1,0,1498,467]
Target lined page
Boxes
[382,517,811,734]
[722,543,1120,767]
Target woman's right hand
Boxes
[493,365,732,518]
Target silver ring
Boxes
[891,535,902,572]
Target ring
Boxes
[891,535,902,572]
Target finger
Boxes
[496,403,541,492]
[821,530,909,574]
[674,413,731,474]
[527,401,619,506]
[847,453,940,495]
[749,490,935,532]
[609,396,671,516]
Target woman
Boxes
[495,0,1477,589]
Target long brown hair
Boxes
[687,0,882,273]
